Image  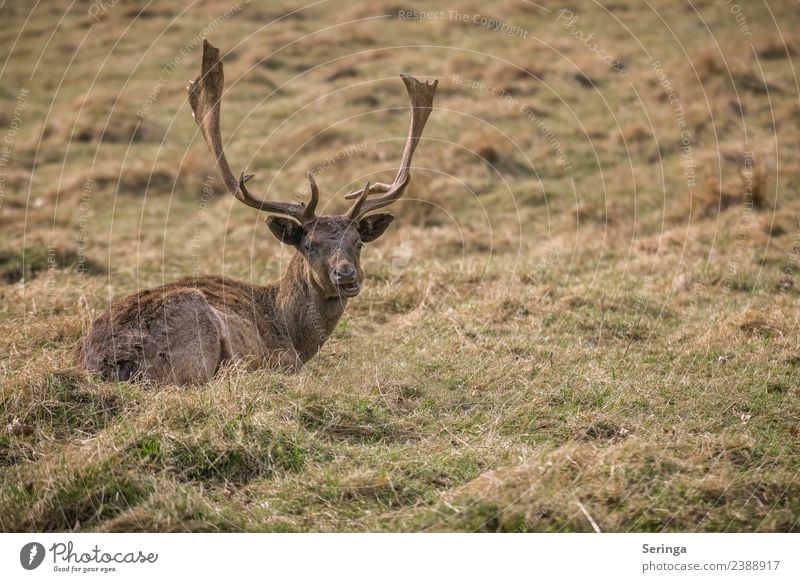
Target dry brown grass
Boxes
[1,0,799,533]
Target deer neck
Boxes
[273,253,347,361]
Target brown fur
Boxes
[77,215,393,383]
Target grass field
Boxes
[1,0,799,532]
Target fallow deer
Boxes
[77,40,437,383]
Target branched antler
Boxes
[344,74,438,219]
[188,40,436,224]
[188,39,317,223]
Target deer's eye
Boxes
[304,241,315,254]
[356,240,364,250]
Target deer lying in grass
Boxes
[77,40,437,383]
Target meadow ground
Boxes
[1,0,799,532]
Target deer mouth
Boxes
[338,282,361,297]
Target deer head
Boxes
[188,40,437,299]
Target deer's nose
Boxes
[331,264,357,284]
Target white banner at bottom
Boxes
[1,533,797,581]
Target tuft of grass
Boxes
[45,92,164,145]
[0,246,105,284]
[1,460,153,532]
[2,370,124,441]
[166,428,307,485]
[298,394,410,444]
[410,440,800,532]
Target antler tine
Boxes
[306,171,319,217]
[342,182,393,199]
[188,39,316,223]
[345,181,371,220]
[344,74,438,218]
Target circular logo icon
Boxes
[20,542,46,570]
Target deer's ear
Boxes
[358,213,394,243]
[266,216,304,246]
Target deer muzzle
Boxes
[331,264,360,297]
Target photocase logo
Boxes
[20,542,46,570]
